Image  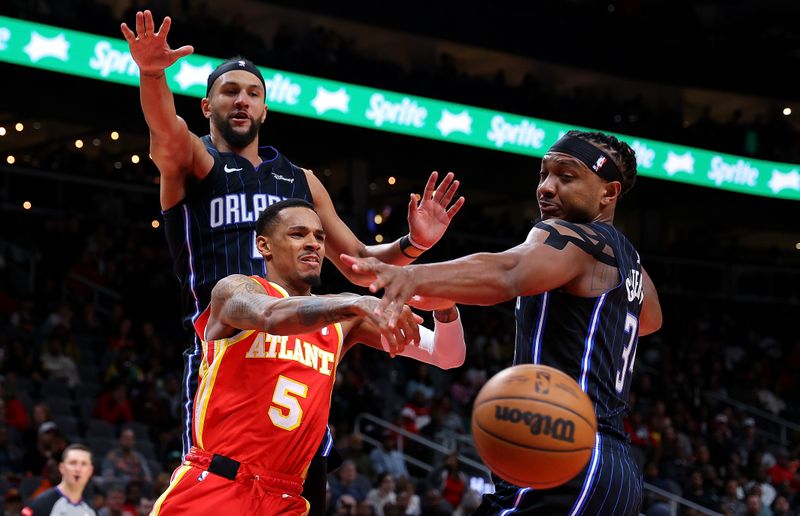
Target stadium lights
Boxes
[6,155,15,164]
[131,154,140,164]
[23,201,31,210]
[151,220,160,229]
[0,127,6,136]
[93,138,101,147]
[388,176,396,185]
[375,234,384,243]
[15,122,23,132]
[374,214,383,224]
[795,243,800,250]
[75,139,84,149]
[111,131,120,140]
[783,107,792,116]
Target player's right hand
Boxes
[340,255,418,329]
[120,10,193,73]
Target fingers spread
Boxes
[422,171,438,200]
[447,196,466,219]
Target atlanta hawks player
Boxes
[152,199,465,515]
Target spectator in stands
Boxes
[329,460,371,508]
[0,376,30,432]
[333,494,358,515]
[136,497,154,516]
[429,453,466,510]
[339,433,374,480]
[40,333,81,388]
[23,421,66,478]
[394,477,421,516]
[93,381,133,426]
[745,492,773,516]
[369,431,409,480]
[719,478,746,514]
[101,428,152,487]
[0,423,23,474]
[365,472,396,516]
[419,487,453,515]
[97,484,126,516]
[22,444,96,516]
[737,418,766,466]
[5,487,24,515]
[771,495,792,516]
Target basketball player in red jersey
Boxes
[152,199,466,515]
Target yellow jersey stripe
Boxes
[194,340,231,449]
[152,464,192,515]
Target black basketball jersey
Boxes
[163,136,314,329]
[513,221,644,441]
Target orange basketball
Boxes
[471,364,597,488]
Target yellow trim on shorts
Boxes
[152,464,192,515]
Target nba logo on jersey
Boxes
[592,155,607,172]
[535,371,551,394]
[237,60,246,67]
[321,327,329,336]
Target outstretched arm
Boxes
[342,221,590,324]
[121,10,211,208]
[207,275,370,337]
[307,170,465,285]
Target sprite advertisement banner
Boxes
[1,15,799,201]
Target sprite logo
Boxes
[486,115,545,149]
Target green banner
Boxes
[1,15,798,200]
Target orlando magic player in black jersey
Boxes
[344,130,663,515]
[122,10,465,514]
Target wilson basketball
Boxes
[471,364,597,488]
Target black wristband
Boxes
[399,235,425,259]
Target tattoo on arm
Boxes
[297,299,358,326]
[537,220,617,266]
[225,296,265,329]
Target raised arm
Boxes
[121,10,212,209]
[638,267,662,336]
[306,170,465,285]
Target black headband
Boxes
[206,59,266,96]
[548,135,623,183]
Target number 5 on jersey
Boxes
[269,375,308,431]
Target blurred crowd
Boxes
[0,1,799,515]
[1,0,799,164]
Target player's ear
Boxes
[600,180,622,207]
[256,234,272,260]
[260,103,268,123]
[201,97,212,119]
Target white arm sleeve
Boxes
[382,309,466,370]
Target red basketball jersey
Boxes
[191,277,343,478]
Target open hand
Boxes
[406,171,465,250]
[120,10,193,74]
[341,255,417,328]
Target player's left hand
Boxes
[385,306,423,357]
[340,254,417,329]
[406,171,465,250]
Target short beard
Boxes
[211,111,261,149]
[303,274,322,288]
